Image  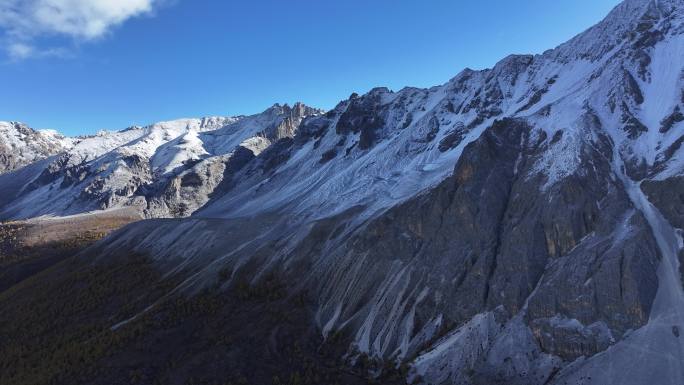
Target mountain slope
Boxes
[2,0,684,384]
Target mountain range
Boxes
[1,0,684,384]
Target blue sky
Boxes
[0,0,621,136]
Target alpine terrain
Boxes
[1,0,684,384]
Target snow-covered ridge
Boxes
[0,121,75,174]
[3,1,683,224]
[0,103,323,219]
[191,0,684,222]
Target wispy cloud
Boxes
[6,42,33,59]
[0,0,163,59]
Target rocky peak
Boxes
[490,54,534,80]
[1,121,37,138]
[0,121,72,174]
[552,0,683,62]
[290,102,324,119]
[262,102,323,120]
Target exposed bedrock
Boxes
[306,117,661,367]
[642,176,684,230]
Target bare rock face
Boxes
[308,117,659,368]
[335,89,389,150]
[330,119,537,342]
[257,102,322,142]
[642,176,684,230]
[144,149,254,218]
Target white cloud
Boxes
[0,0,162,59]
[7,42,33,59]
[6,42,69,60]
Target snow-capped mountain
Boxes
[2,0,684,384]
[176,0,684,225]
[0,103,323,219]
[0,121,74,174]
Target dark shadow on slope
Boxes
[0,247,409,385]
